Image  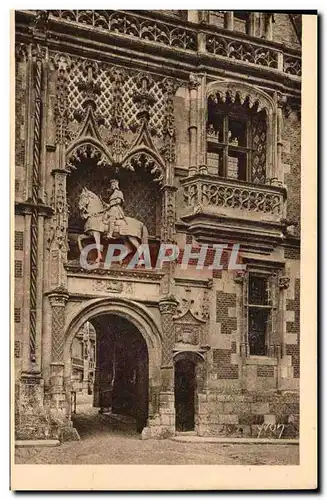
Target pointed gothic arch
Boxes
[65,136,114,170]
[122,146,166,185]
[206,80,275,113]
[206,79,277,181]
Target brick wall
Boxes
[15,231,24,251]
[284,247,300,260]
[286,278,300,378]
[216,291,237,335]
[14,260,23,278]
[212,348,238,379]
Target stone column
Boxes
[196,74,207,175]
[48,288,69,408]
[265,14,274,41]
[188,74,200,176]
[276,93,286,184]
[248,13,257,36]
[224,12,234,30]
[157,297,178,437]
[83,324,90,394]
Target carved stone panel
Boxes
[93,280,123,293]
[174,310,206,346]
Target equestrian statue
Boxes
[78,179,148,263]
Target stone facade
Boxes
[14,10,301,440]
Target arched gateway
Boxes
[64,297,163,434]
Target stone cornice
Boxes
[15,200,54,217]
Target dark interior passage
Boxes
[174,359,196,432]
[92,315,149,433]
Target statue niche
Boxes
[66,157,162,263]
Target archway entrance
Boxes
[92,314,149,433]
[69,313,149,435]
[174,359,196,432]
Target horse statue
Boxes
[77,187,148,263]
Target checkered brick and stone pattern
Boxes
[216,291,237,335]
[15,231,24,251]
[286,278,300,378]
[212,348,238,379]
[284,247,300,260]
[14,260,23,278]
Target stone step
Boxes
[171,436,299,445]
[15,440,60,448]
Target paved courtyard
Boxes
[15,398,299,465]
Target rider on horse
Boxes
[103,179,127,239]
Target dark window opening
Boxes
[248,274,272,356]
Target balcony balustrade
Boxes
[180,174,287,247]
[44,10,301,77]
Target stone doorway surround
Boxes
[173,351,206,436]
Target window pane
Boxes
[207,149,224,176]
[228,118,247,147]
[248,275,269,305]
[207,113,224,142]
[227,151,247,181]
[248,308,269,356]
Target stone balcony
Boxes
[180,174,287,250]
[21,10,301,79]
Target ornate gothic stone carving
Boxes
[174,309,206,346]
[47,171,69,253]
[30,10,50,37]
[206,34,279,70]
[188,73,202,90]
[279,275,290,290]
[183,177,283,216]
[159,78,180,164]
[234,270,247,284]
[48,287,69,363]
[159,296,179,366]
[201,285,212,321]
[133,74,156,122]
[50,10,197,51]
[124,153,162,182]
[66,143,112,170]
[54,54,71,146]
[15,43,27,62]
[93,280,124,293]
[207,82,273,114]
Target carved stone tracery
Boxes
[54,54,71,146]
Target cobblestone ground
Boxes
[16,398,299,465]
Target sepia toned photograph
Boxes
[11,8,317,490]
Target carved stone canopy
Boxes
[207,81,275,114]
